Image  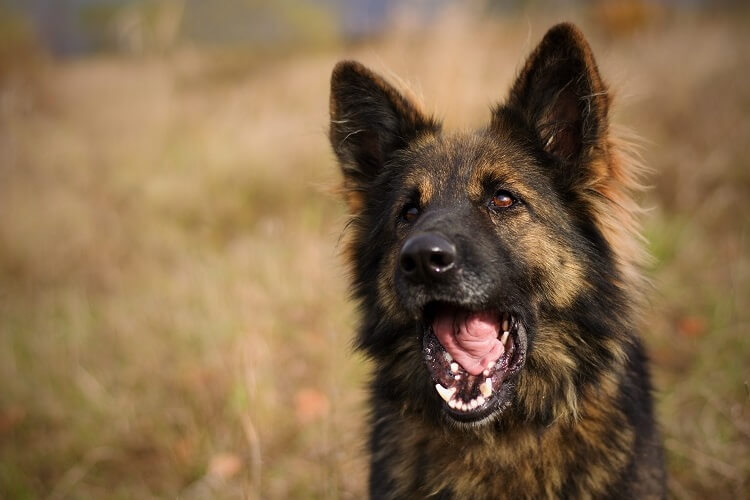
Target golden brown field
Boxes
[1,5,748,499]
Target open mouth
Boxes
[421,303,527,422]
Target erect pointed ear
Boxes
[329,61,440,206]
[498,23,609,166]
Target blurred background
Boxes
[0,0,748,498]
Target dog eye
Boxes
[401,203,420,223]
[490,190,516,209]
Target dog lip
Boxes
[420,303,528,423]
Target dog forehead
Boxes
[402,132,533,201]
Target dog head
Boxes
[330,23,640,426]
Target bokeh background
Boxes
[0,0,748,498]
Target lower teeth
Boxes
[480,378,493,398]
[435,378,494,411]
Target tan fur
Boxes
[585,127,650,300]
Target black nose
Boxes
[399,233,457,283]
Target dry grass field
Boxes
[1,4,748,499]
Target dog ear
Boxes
[498,23,609,167]
[330,61,440,206]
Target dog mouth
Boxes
[421,303,527,422]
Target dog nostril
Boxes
[429,250,454,271]
[401,254,417,273]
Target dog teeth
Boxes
[500,330,510,346]
[501,313,510,333]
[450,362,459,373]
[438,380,493,412]
[443,352,453,362]
[443,395,486,412]
[480,378,493,398]
[435,384,456,403]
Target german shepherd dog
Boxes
[329,23,665,499]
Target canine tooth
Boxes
[450,362,459,373]
[480,378,493,398]
[500,330,510,346]
[435,384,456,403]
[501,314,510,333]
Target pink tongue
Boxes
[432,308,504,376]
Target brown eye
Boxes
[401,204,420,223]
[490,190,515,209]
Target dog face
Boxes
[330,24,632,426]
